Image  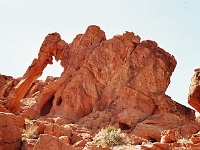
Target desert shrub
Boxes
[23,118,37,139]
[22,125,38,139]
[92,126,130,148]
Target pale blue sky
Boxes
[0,1,200,109]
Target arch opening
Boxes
[39,60,63,80]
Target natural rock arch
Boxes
[5,32,68,113]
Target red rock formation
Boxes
[33,134,78,150]
[0,25,199,149]
[4,33,68,113]
[0,112,24,150]
[160,122,200,143]
[188,68,200,112]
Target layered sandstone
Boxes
[0,25,199,149]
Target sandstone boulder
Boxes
[0,112,24,150]
[44,123,71,138]
[34,134,78,150]
[160,122,200,143]
[22,138,37,150]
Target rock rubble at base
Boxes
[0,25,200,149]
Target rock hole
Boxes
[150,137,157,143]
[56,97,62,106]
[119,122,131,130]
[40,95,54,116]
[76,66,80,71]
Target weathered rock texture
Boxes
[188,68,200,112]
[0,25,199,149]
[0,112,24,150]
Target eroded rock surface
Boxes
[188,68,200,112]
[0,25,199,149]
[0,112,24,150]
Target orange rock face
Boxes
[0,112,24,150]
[0,25,199,149]
[188,68,200,112]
